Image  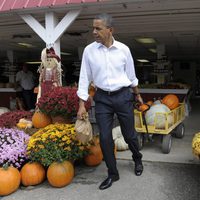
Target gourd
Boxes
[20,162,46,186]
[192,132,200,158]
[145,104,173,128]
[162,94,179,110]
[17,118,33,129]
[84,143,103,166]
[47,161,74,188]
[112,126,129,151]
[115,137,129,151]
[32,111,52,128]
[0,166,21,196]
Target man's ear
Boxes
[110,27,114,34]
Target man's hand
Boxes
[135,94,143,105]
[77,99,87,119]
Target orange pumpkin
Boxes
[20,162,46,186]
[84,143,103,166]
[138,104,150,112]
[32,111,52,128]
[0,166,21,196]
[93,135,100,145]
[162,94,179,110]
[146,100,153,106]
[47,161,74,188]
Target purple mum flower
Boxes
[0,128,30,168]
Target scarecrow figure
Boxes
[36,47,62,103]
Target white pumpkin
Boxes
[115,136,129,151]
[145,104,173,128]
[112,126,129,151]
[153,99,162,105]
[0,107,10,116]
[112,126,122,140]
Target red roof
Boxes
[0,0,104,12]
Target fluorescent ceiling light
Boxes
[135,38,156,44]
[61,52,71,55]
[18,43,35,48]
[137,59,150,63]
[149,48,157,53]
[26,61,41,64]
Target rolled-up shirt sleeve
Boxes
[125,49,138,87]
[77,48,92,101]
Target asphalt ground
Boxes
[1,160,200,200]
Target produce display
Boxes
[134,93,185,154]
[0,88,196,197]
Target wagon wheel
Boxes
[173,123,185,138]
[137,133,144,150]
[162,134,172,154]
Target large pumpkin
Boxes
[47,161,74,188]
[20,162,46,186]
[84,143,103,166]
[32,111,52,128]
[0,166,21,196]
[162,94,179,110]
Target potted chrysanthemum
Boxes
[0,127,30,169]
[27,123,89,187]
[36,86,91,123]
[27,123,88,166]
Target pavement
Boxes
[1,99,200,200]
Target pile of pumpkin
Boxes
[137,94,180,129]
[0,135,104,196]
[192,132,200,159]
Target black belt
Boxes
[96,87,129,95]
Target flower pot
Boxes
[51,115,72,124]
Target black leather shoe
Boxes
[99,176,119,190]
[135,160,143,176]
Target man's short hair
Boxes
[94,13,114,28]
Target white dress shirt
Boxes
[16,70,35,90]
[77,39,138,101]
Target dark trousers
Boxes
[94,87,142,178]
[22,89,36,110]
